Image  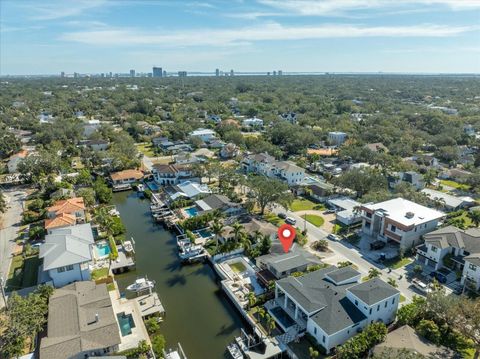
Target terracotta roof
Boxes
[45,213,76,229]
[110,169,144,181]
[47,197,86,215]
[307,148,338,156]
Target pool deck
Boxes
[109,288,151,351]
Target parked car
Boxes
[324,209,336,214]
[278,213,287,219]
[370,240,386,250]
[327,233,340,241]
[285,217,297,225]
[411,278,431,294]
[429,271,448,284]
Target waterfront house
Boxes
[39,223,94,288]
[165,180,211,200]
[421,188,475,212]
[39,281,121,359]
[416,226,480,291]
[371,325,458,358]
[194,194,244,217]
[327,197,362,226]
[360,198,444,249]
[242,152,305,186]
[47,197,86,224]
[152,163,194,185]
[222,218,277,244]
[189,128,216,142]
[267,266,399,353]
[110,169,144,186]
[45,213,77,233]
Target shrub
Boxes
[337,322,387,359]
[416,319,441,345]
[312,239,328,251]
[151,334,166,357]
[145,317,160,334]
[109,236,118,260]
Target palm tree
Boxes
[241,235,252,253]
[246,291,256,309]
[256,307,266,321]
[387,278,398,288]
[368,267,381,279]
[94,207,115,236]
[468,210,480,227]
[211,219,224,252]
[231,221,244,244]
[265,314,276,335]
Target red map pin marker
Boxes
[278,224,296,253]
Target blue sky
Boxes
[1,0,480,75]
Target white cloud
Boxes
[60,22,478,47]
[257,0,480,16]
[26,0,109,20]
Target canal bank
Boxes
[112,191,245,359]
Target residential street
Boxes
[271,205,419,304]
[0,189,26,308]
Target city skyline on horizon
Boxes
[1,0,480,75]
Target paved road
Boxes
[0,189,26,307]
[272,205,418,304]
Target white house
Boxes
[194,194,244,217]
[360,198,444,249]
[152,163,194,185]
[83,119,101,137]
[243,117,264,127]
[327,197,362,225]
[416,226,480,291]
[189,128,216,142]
[242,153,305,186]
[268,266,399,353]
[328,131,347,146]
[39,223,94,288]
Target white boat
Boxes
[123,240,135,253]
[177,238,192,248]
[227,342,244,359]
[126,277,155,292]
[137,184,145,192]
[179,245,204,260]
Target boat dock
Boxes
[135,292,166,318]
[112,183,132,192]
[111,245,136,274]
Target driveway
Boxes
[271,204,419,304]
[0,189,26,308]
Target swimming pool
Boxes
[146,181,159,191]
[185,207,199,217]
[270,306,295,329]
[96,242,111,258]
[196,228,212,238]
[117,312,136,336]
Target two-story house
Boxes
[110,169,144,186]
[267,266,399,353]
[152,163,194,185]
[39,223,94,288]
[242,153,305,186]
[360,198,444,249]
[189,128,216,142]
[46,197,86,226]
[194,194,244,217]
[416,226,480,290]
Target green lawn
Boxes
[6,255,40,291]
[384,257,412,269]
[290,198,324,212]
[304,214,325,227]
[107,282,116,291]
[400,294,406,303]
[263,213,285,227]
[91,267,109,280]
[440,179,470,191]
[136,143,156,157]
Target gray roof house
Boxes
[268,266,399,353]
[39,281,121,359]
[39,223,94,288]
[421,188,475,212]
[195,194,244,217]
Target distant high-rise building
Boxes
[101,73,105,78]
[74,72,79,78]
[273,71,277,76]
[163,70,167,77]
[153,67,163,77]
[267,72,271,76]
[230,69,234,76]
[278,70,283,76]
[130,69,135,77]
[215,68,220,76]
[178,71,187,77]
[109,72,113,78]
[60,71,65,78]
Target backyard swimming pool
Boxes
[270,306,295,329]
[117,312,136,336]
[196,228,212,238]
[185,207,199,217]
[95,242,111,258]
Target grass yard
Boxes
[230,261,247,273]
[107,282,116,291]
[440,179,470,191]
[263,213,285,227]
[6,255,40,291]
[136,143,156,157]
[384,257,413,269]
[304,214,325,227]
[91,267,109,280]
[290,198,324,212]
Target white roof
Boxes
[190,128,215,136]
[363,198,444,226]
[421,188,475,209]
[176,181,211,198]
[328,197,361,211]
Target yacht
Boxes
[227,342,244,359]
[126,277,155,292]
[179,245,204,260]
[123,240,135,253]
[137,183,145,192]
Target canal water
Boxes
[113,191,245,359]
